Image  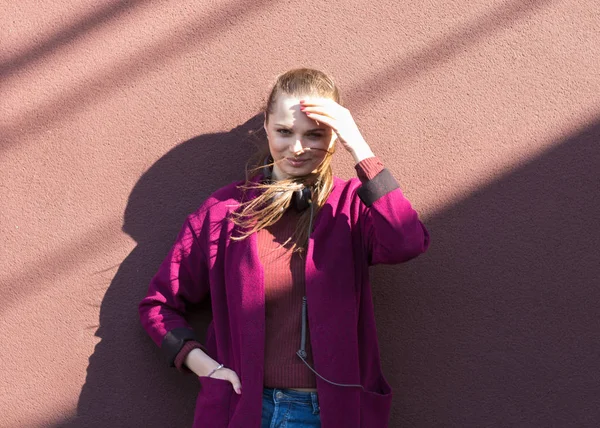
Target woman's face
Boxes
[264,94,336,181]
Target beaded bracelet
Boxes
[207,363,224,378]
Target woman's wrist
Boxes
[185,347,220,377]
[206,363,224,378]
[349,144,375,164]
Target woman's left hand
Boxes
[299,98,375,163]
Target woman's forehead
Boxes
[273,94,301,111]
[270,94,322,126]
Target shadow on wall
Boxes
[0,0,151,81]
[55,116,599,427]
[372,119,600,427]
[56,114,266,427]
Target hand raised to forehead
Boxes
[299,99,373,162]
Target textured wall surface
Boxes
[1,0,599,426]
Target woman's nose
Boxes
[291,138,304,155]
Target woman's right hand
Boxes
[185,348,242,394]
[208,366,242,395]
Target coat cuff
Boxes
[357,168,400,207]
[355,156,385,183]
[174,340,207,373]
[161,327,198,367]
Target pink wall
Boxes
[1,0,599,426]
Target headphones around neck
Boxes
[262,156,313,212]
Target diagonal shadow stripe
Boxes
[1,0,553,153]
[346,0,554,107]
[373,116,600,426]
[0,0,152,80]
[0,0,275,153]
[0,217,124,315]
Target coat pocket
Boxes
[360,378,393,428]
[193,376,233,427]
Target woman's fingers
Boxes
[228,370,242,395]
[303,112,335,130]
[299,98,337,107]
[300,106,336,121]
[300,101,340,119]
[212,368,242,394]
[300,103,340,130]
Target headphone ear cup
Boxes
[292,186,313,212]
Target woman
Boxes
[139,68,430,427]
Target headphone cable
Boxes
[296,198,366,391]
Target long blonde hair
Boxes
[231,68,341,252]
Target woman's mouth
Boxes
[286,157,309,167]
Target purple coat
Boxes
[139,169,430,427]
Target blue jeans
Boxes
[261,388,321,428]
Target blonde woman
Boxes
[139,68,430,427]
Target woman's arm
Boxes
[353,156,429,264]
[299,98,429,265]
[356,169,430,265]
[138,215,209,366]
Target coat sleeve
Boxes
[356,168,430,265]
[138,214,210,366]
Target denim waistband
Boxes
[263,387,320,413]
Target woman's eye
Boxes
[277,129,292,135]
[307,133,324,139]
